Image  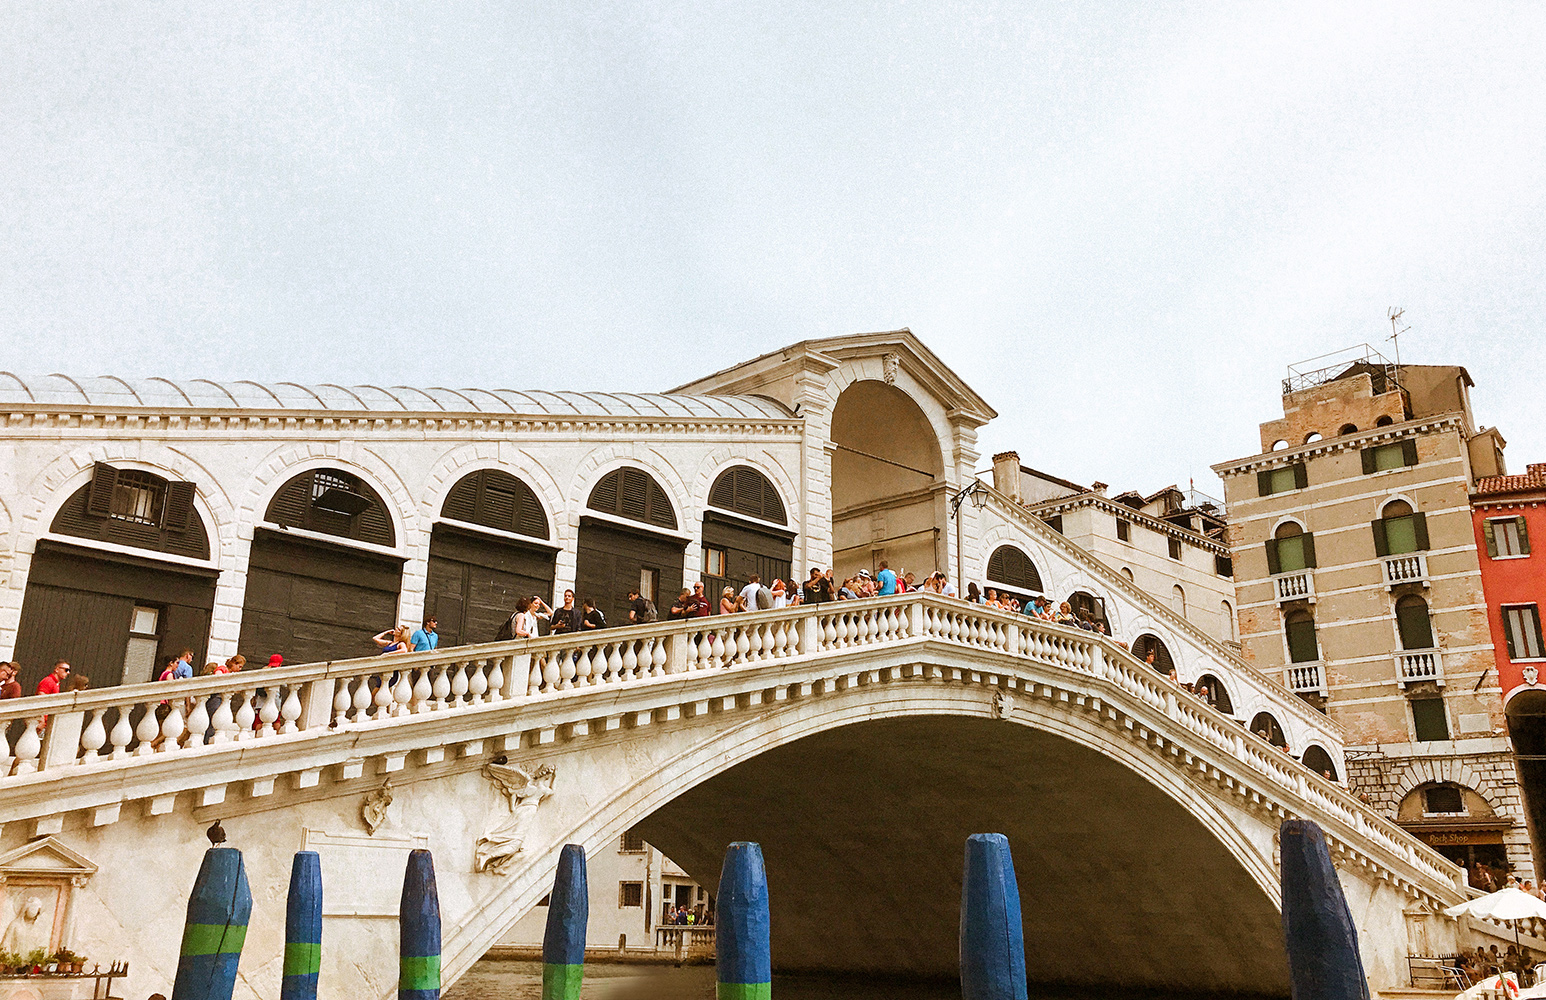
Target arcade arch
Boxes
[701,466,794,600]
[576,467,687,628]
[829,380,944,582]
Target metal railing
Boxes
[1283,344,1403,397]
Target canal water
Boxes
[445,959,1208,999]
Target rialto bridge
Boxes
[0,331,1490,996]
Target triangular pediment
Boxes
[670,329,997,425]
[0,837,98,879]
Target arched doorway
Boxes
[1301,745,1338,781]
[13,463,217,689]
[829,381,944,583]
[1397,782,1510,881]
[985,545,1043,607]
[1132,634,1173,675]
[1068,591,1110,632]
[1193,674,1234,716]
[701,466,794,600]
[1249,712,1287,749]
[426,469,555,646]
[575,467,686,628]
[240,468,403,666]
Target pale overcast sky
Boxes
[4,4,1542,494]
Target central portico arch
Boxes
[829,379,946,582]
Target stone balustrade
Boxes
[1382,552,1431,589]
[0,593,1464,902]
[1397,647,1445,685]
[1274,569,1316,603]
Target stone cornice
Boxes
[1021,491,1229,557]
[1211,414,1466,478]
[1,406,804,438]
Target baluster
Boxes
[233,691,256,739]
[185,698,209,748]
[257,688,281,736]
[769,621,787,658]
[332,682,354,724]
[822,616,837,648]
[0,722,11,774]
[652,637,669,675]
[134,703,161,756]
[575,647,593,686]
[734,628,751,664]
[602,643,622,682]
[411,671,433,715]
[431,666,451,710]
[12,721,42,773]
[347,677,371,723]
[371,673,396,720]
[559,648,577,689]
[543,651,562,692]
[528,656,544,695]
[747,625,765,662]
[77,708,108,762]
[281,686,304,732]
[487,659,505,701]
[621,642,639,680]
[450,663,470,706]
[161,702,187,749]
[468,661,489,704]
[392,671,414,715]
[109,707,134,758]
[208,695,236,744]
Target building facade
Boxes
[1472,462,1546,874]
[1212,352,1528,879]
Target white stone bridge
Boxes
[0,578,1472,999]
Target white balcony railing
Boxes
[1382,552,1430,589]
[1397,647,1445,686]
[1273,569,1316,604]
[1287,661,1328,697]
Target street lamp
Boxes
[949,481,990,593]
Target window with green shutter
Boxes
[1257,463,1306,496]
[1267,522,1316,574]
[1410,697,1450,742]
[1373,500,1428,556]
[1503,605,1544,660]
[1396,595,1434,650]
[1361,439,1418,474]
[1285,610,1319,663]
[1485,516,1531,558]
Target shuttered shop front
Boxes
[575,518,687,628]
[701,510,794,599]
[424,524,556,646]
[238,529,404,665]
[12,540,218,690]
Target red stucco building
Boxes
[1473,462,1546,872]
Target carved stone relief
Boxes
[475,761,556,876]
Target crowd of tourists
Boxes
[1456,942,1540,985]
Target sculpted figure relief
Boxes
[474,761,556,875]
[1,896,46,955]
[362,781,393,835]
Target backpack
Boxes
[755,586,774,610]
[495,612,516,642]
[639,599,658,624]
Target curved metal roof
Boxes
[0,373,795,420]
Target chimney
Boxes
[1529,463,1546,478]
[1090,481,1108,496]
[991,452,1022,503]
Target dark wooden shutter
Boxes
[590,471,620,514]
[646,478,676,529]
[87,462,118,515]
[1301,533,1318,568]
[619,470,649,522]
[1484,521,1499,557]
[1257,470,1273,497]
[1397,598,1433,649]
[163,481,196,532]
[1411,511,1430,550]
[1292,463,1308,490]
[442,477,478,522]
[1264,538,1281,575]
[1372,520,1390,557]
[1361,449,1377,475]
[1519,516,1532,555]
[1401,439,1419,467]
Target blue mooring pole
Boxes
[960,833,1028,1000]
[399,849,442,1000]
[1280,819,1370,1000]
[716,841,772,1000]
[541,844,589,1000]
[171,847,253,1000]
[281,851,323,1000]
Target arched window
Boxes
[1268,521,1316,574]
[1284,609,1319,663]
[1194,674,1233,715]
[1120,566,1134,582]
[1397,595,1435,650]
[1304,432,1322,444]
[51,462,210,560]
[588,468,678,530]
[265,468,395,546]
[1132,634,1173,675]
[987,546,1043,593]
[1339,423,1359,435]
[1302,745,1338,781]
[1272,440,1289,451]
[708,467,787,525]
[1068,591,1108,630]
[1375,415,1394,427]
[1221,600,1236,642]
[441,469,549,539]
[1171,585,1186,617]
[1374,499,1428,556]
[1250,712,1287,748]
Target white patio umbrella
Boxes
[1446,887,1546,948]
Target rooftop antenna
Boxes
[1386,307,1409,369]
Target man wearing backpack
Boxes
[628,588,658,624]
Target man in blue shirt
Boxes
[173,649,195,679]
[876,561,898,596]
[410,617,439,652]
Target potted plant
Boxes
[24,948,47,974]
[51,949,84,973]
[0,950,21,975]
